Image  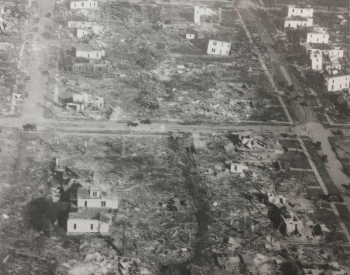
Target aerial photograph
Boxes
[0,0,349,274]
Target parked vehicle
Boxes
[331,129,343,136]
[23,123,37,131]
[140,119,151,124]
[127,121,138,127]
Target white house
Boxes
[284,17,313,29]
[70,0,98,10]
[230,163,248,173]
[67,208,112,235]
[326,75,350,92]
[207,40,231,56]
[329,49,344,58]
[309,50,322,71]
[287,4,314,18]
[306,31,329,44]
[77,187,119,209]
[76,44,105,59]
[194,6,221,25]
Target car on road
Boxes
[23,123,37,131]
[140,119,151,124]
[127,121,139,127]
[331,129,343,136]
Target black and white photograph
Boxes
[0,0,350,274]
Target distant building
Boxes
[76,44,105,59]
[67,21,94,28]
[284,17,313,29]
[287,4,313,18]
[306,30,329,44]
[72,62,111,75]
[194,6,221,25]
[207,40,231,56]
[67,208,112,235]
[230,163,248,173]
[70,0,98,10]
[309,50,322,71]
[326,74,350,92]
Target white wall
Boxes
[306,33,329,44]
[77,198,119,209]
[207,40,231,56]
[76,50,103,59]
[67,218,109,234]
[284,18,313,28]
[287,6,313,18]
[311,57,322,71]
[327,75,350,92]
[70,0,98,10]
[310,51,322,71]
[77,29,90,38]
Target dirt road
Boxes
[21,0,54,122]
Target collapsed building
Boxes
[62,92,104,112]
[194,5,221,25]
[72,61,111,75]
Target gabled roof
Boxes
[310,43,331,50]
[76,43,100,51]
[185,27,197,35]
[77,187,108,199]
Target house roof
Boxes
[68,208,111,223]
[209,38,231,44]
[76,43,100,51]
[326,72,350,79]
[77,187,108,199]
[288,4,313,9]
[185,27,197,35]
[310,43,331,50]
[286,16,309,21]
[308,27,328,34]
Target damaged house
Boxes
[62,92,104,112]
[194,5,221,25]
[72,61,111,75]
[67,208,112,235]
[73,25,104,38]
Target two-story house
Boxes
[207,40,231,56]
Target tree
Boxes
[25,197,68,235]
